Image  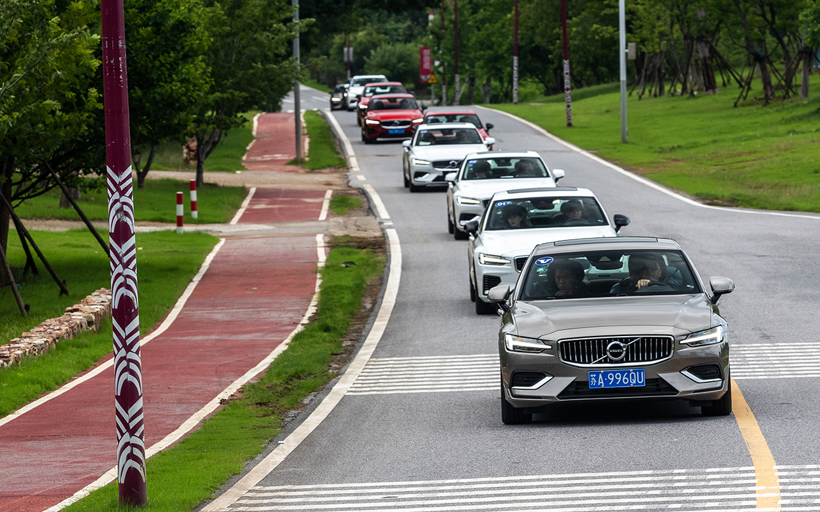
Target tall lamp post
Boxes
[562,0,573,126]
[454,0,459,105]
[619,0,628,142]
[101,0,147,505]
[293,0,302,162]
[513,0,518,104]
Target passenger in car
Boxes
[610,254,684,294]
[502,204,530,229]
[552,261,589,298]
[513,160,539,178]
[470,160,491,179]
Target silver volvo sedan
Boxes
[488,237,735,424]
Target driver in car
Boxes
[610,253,683,294]
[502,203,530,229]
[560,200,585,224]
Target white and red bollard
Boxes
[176,191,184,234]
[189,179,198,219]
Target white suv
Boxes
[346,75,388,110]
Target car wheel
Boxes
[357,115,361,127]
[409,182,421,192]
[469,274,476,302]
[447,209,454,234]
[403,168,410,188]
[501,376,531,425]
[361,131,372,144]
[701,376,733,416]
[475,295,496,315]
[454,226,468,240]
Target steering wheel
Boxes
[562,218,590,226]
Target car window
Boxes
[366,85,406,96]
[425,114,482,128]
[413,128,482,146]
[519,249,701,300]
[353,77,386,86]
[485,196,607,230]
[368,97,419,111]
[462,157,548,180]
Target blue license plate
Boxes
[588,369,645,389]
[388,128,405,134]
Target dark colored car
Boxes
[489,237,735,424]
[329,84,346,111]
[357,82,408,126]
[361,94,424,144]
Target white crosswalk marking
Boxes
[347,344,818,396]
[225,466,820,511]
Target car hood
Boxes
[411,144,490,160]
[480,227,616,257]
[513,294,713,338]
[456,179,557,198]
[367,110,423,120]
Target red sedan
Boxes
[361,94,424,144]
[423,109,494,141]
[357,82,407,126]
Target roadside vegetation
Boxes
[330,195,363,216]
[0,230,219,416]
[14,179,246,224]
[302,111,347,170]
[63,237,385,512]
[492,74,820,212]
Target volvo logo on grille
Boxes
[448,160,459,168]
[606,341,626,361]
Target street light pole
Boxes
[293,0,302,162]
[619,0,627,142]
[454,0,459,105]
[441,8,447,106]
[562,0,573,126]
[513,0,518,105]
[101,0,147,505]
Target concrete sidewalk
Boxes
[0,111,374,512]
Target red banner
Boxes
[419,46,432,83]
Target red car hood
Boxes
[367,109,423,121]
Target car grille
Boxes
[483,275,501,294]
[514,257,528,272]
[557,378,677,399]
[433,159,463,169]
[558,336,674,366]
[381,120,411,128]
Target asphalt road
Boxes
[218,88,820,510]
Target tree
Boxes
[190,0,299,187]
[364,42,419,85]
[125,0,212,188]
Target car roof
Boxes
[417,122,480,130]
[490,187,593,201]
[424,109,478,115]
[533,237,681,255]
[365,82,403,87]
[463,150,541,159]
[351,75,387,79]
[370,93,415,99]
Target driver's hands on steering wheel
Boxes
[636,279,665,289]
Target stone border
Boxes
[0,289,112,368]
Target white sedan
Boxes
[402,123,495,193]
[446,151,566,240]
[466,187,631,314]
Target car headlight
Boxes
[505,334,552,353]
[411,158,431,166]
[681,326,725,347]
[479,253,510,265]
[457,196,481,205]
[365,119,380,125]
[358,103,367,110]
[412,118,424,124]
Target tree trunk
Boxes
[136,145,157,189]
[466,75,476,105]
[801,45,811,100]
[483,77,491,104]
[195,129,221,188]
[0,157,13,287]
[59,187,81,208]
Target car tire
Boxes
[701,377,733,416]
[475,296,496,315]
[403,170,410,188]
[454,226,468,240]
[361,131,372,144]
[447,210,454,234]
[501,376,532,425]
[409,182,421,193]
[357,115,361,127]
[469,275,476,302]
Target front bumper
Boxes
[365,125,415,140]
[500,333,729,409]
[474,259,520,302]
[452,199,487,232]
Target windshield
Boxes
[425,113,482,128]
[485,196,607,230]
[462,157,548,180]
[352,77,386,86]
[368,97,419,111]
[365,85,405,96]
[519,249,702,300]
[414,128,483,146]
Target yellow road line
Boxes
[732,379,780,510]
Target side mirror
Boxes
[484,137,496,146]
[402,140,411,148]
[445,172,457,182]
[421,104,428,111]
[485,123,494,131]
[613,214,630,233]
[709,277,735,303]
[462,218,479,234]
[552,169,565,182]
[487,284,511,303]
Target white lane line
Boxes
[44,235,328,512]
[0,238,228,431]
[318,189,332,221]
[202,228,402,512]
[357,174,366,180]
[229,187,257,225]
[362,184,390,220]
[477,105,820,222]
[324,109,359,171]
[246,113,262,152]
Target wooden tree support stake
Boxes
[0,243,27,316]
[46,164,110,256]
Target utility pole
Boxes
[441,8,447,106]
[101,0,146,505]
[293,0,302,162]
[513,0,518,104]
[562,0,572,126]
[346,34,351,80]
[619,0,627,142]
[454,0,460,105]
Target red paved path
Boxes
[242,112,306,172]
[239,188,327,224]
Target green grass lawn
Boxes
[490,75,820,212]
[0,230,219,416]
[303,110,347,170]
[15,178,246,224]
[63,238,384,512]
[303,79,332,94]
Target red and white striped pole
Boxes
[176,192,184,233]
[189,179,198,219]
